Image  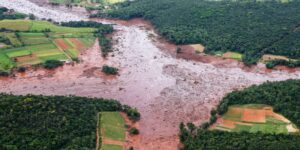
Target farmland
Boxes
[213,104,299,134]
[98,112,125,150]
[0,19,96,73]
[180,80,300,149]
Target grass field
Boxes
[222,52,243,60]
[98,112,125,150]
[102,144,122,150]
[213,104,299,134]
[100,112,126,141]
[0,20,96,72]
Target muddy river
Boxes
[1,0,300,149]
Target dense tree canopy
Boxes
[180,79,300,150]
[96,0,300,64]
[181,129,300,150]
[0,94,126,150]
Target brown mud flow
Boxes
[1,1,300,149]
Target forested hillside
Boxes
[180,79,300,149]
[0,94,129,150]
[96,0,300,64]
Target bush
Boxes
[17,67,26,72]
[43,60,64,69]
[176,47,182,53]
[125,108,141,121]
[102,65,118,75]
[129,127,139,135]
[128,146,134,150]
[0,71,9,76]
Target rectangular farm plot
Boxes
[100,112,126,141]
[15,55,42,66]
[0,20,31,31]
[30,21,95,33]
[102,144,122,150]
[241,109,266,123]
[66,38,86,51]
[0,53,14,71]
[54,39,72,50]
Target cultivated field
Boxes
[99,112,125,150]
[0,19,96,72]
[214,104,299,134]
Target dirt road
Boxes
[1,1,300,149]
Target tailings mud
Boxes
[1,1,300,149]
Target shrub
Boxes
[17,67,26,72]
[102,65,118,75]
[128,147,134,150]
[43,60,63,69]
[176,47,182,53]
[125,108,141,121]
[129,127,139,135]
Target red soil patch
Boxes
[121,113,141,150]
[15,54,36,62]
[54,39,70,50]
[222,119,236,129]
[228,107,244,114]
[242,108,266,123]
[69,38,85,51]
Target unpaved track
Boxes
[1,1,300,149]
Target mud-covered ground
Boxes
[1,1,300,149]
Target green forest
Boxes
[180,79,300,149]
[96,0,300,64]
[0,94,130,150]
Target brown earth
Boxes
[1,1,300,150]
[69,38,85,51]
[242,109,266,123]
[54,39,70,50]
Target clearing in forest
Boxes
[98,112,126,150]
[213,104,299,134]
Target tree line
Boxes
[0,94,139,150]
[94,0,300,65]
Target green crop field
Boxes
[102,144,122,150]
[214,104,298,134]
[0,20,31,31]
[100,112,126,141]
[30,21,95,33]
[0,19,97,72]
